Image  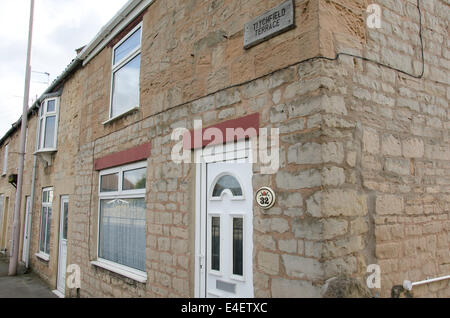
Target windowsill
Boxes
[102,106,139,125]
[34,149,57,166]
[35,252,50,262]
[34,148,58,155]
[91,259,147,283]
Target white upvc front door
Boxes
[22,196,31,264]
[195,141,254,298]
[56,196,69,296]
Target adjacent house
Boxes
[0,0,448,298]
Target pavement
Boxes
[0,253,57,298]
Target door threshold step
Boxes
[52,290,65,298]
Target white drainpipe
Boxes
[403,275,450,291]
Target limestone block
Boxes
[275,169,321,189]
[258,251,279,275]
[271,278,321,298]
[363,128,380,155]
[382,134,402,156]
[282,255,323,280]
[402,138,424,158]
[321,189,368,217]
[376,194,404,215]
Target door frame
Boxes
[194,140,253,298]
[22,196,31,264]
[0,196,9,250]
[56,195,69,296]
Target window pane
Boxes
[38,118,44,149]
[123,168,146,190]
[45,207,52,254]
[100,173,119,192]
[2,144,8,175]
[62,202,68,240]
[99,198,146,271]
[40,207,47,253]
[233,218,243,276]
[114,27,141,65]
[47,100,55,113]
[111,54,140,118]
[44,116,56,148]
[42,190,48,203]
[212,175,243,197]
[211,217,220,271]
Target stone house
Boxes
[0,0,448,298]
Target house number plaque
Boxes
[255,187,276,209]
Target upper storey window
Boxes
[2,144,8,176]
[110,24,142,119]
[37,98,59,151]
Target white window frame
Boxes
[37,187,53,260]
[93,161,147,282]
[2,144,8,176]
[108,22,143,122]
[37,98,59,152]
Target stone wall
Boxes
[314,0,449,297]
[0,115,36,257]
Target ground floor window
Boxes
[98,162,147,272]
[39,188,53,256]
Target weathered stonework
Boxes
[0,0,448,298]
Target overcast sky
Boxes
[0,0,129,138]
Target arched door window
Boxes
[210,174,244,200]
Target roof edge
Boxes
[0,0,153,147]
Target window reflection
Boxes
[123,168,146,190]
[212,175,243,198]
[100,173,119,192]
[44,116,56,148]
[211,217,220,271]
[99,198,146,271]
[233,218,243,276]
[111,54,141,118]
[114,28,141,65]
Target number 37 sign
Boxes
[255,187,276,210]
